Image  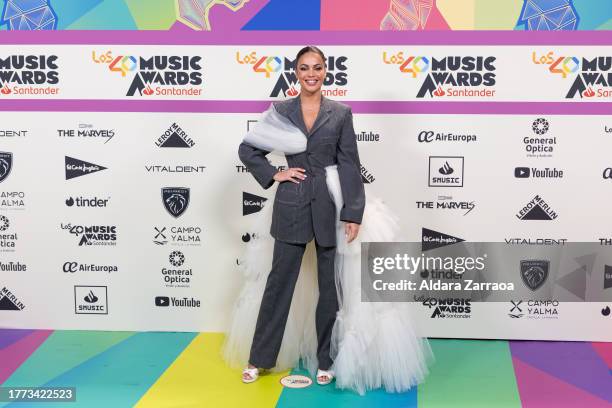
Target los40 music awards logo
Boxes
[532,51,612,99]
[382,52,497,98]
[235,51,349,97]
[0,54,60,96]
[91,51,203,97]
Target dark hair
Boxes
[295,46,326,67]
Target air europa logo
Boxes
[235,51,349,98]
[0,55,60,96]
[91,51,203,97]
[532,51,612,99]
[382,52,497,98]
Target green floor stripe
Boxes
[418,339,521,408]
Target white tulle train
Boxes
[222,104,433,395]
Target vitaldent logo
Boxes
[532,51,612,99]
[0,55,60,96]
[382,52,496,98]
[92,51,203,97]
[236,51,349,98]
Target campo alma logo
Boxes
[0,55,60,96]
[382,52,497,98]
[91,51,203,97]
[236,51,349,97]
[532,51,612,99]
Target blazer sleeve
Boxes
[238,141,278,190]
[337,107,365,224]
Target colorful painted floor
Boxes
[0,330,610,408]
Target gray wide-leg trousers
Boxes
[248,238,338,370]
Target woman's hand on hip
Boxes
[344,222,360,243]
[273,167,307,184]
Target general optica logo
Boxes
[0,55,60,96]
[235,51,349,98]
[532,51,612,99]
[91,51,203,97]
[382,52,497,98]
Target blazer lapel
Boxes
[288,96,309,137]
[308,96,331,137]
[288,95,332,137]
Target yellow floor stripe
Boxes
[135,333,287,408]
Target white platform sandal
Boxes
[316,369,335,385]
[242,366,260,384]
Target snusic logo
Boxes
[92,51,203,97]
[532,52,612,99]
[428,156,464,187]
[0,286,25,310]
[156,123,195,148]
[61,223,117,246]
[236,51,349,97]
[74,285,108,314]
[516,195,558,220]
[0,55,60,96]
[65,156,107,180]
[383,53,496,98]
[0,151,12,183]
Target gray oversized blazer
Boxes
[238,95,365,247]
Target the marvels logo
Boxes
[74,285,108,314]
[156,123,195,148]
[416,196,475,216]
[92,51,203,97]
[65,156,107,180]
[533,52,612,99]
[61,223,117,246]
[383,53,496,98]
[0,214,17,252]
[0,55,60,96]
[57,124,115,144]
[153,226,202,246]
[516,195,558,220]
[0,286,25,310]
[236,51,349,97]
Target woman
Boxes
[224,46,432,394]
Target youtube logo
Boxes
[515,167,530,178]
[155,296,169,307]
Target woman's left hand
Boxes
[344,222,360,243]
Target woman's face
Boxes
[297,51,326,95]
